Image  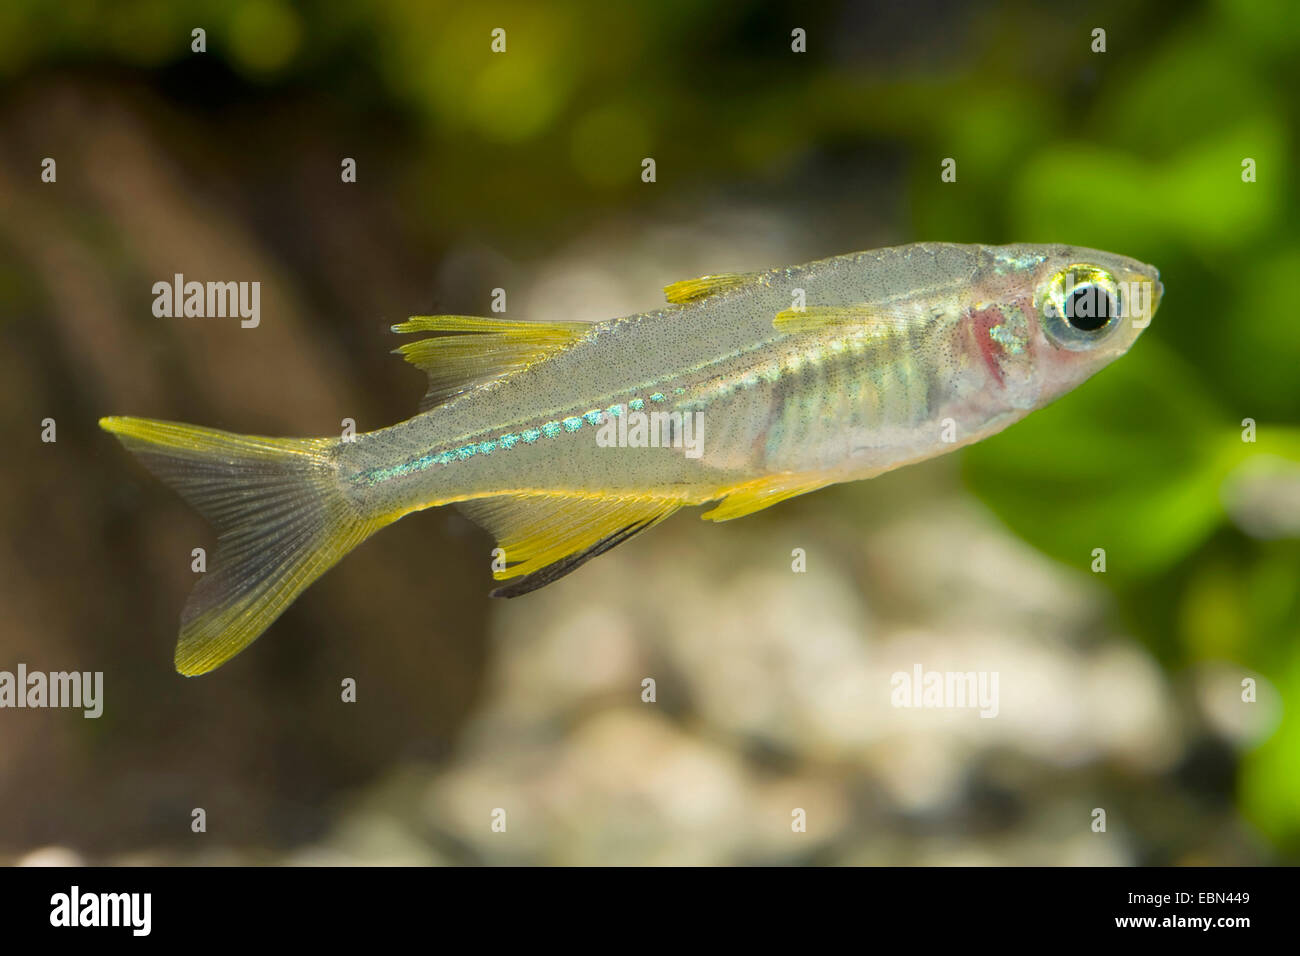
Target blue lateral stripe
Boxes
[356,389,673,485]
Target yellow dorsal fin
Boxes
[664,271,760,304]
[457,493,682,596]
[773,304,910,335]
[392,315,591,411]
[700,474,830,521]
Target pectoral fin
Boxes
[773,304,912,335]
[700,474,830,521]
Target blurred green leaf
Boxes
[963,341,1231,576]
[1216,248,1300,421]
[1010,115,1283,255]
[1241,653,1300,851]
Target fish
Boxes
[100,242,1162,675]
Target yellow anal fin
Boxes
[457,493,682,596]
[392,315,591,411]
[700,474,830,521]
[664,272,760,304]
[773,304,911,335]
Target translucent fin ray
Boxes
[456,493,681,595]
[663,272,760,304]
[392,315,590,411]
[99,416,390,675]
[700,474,829,521]
[772,304,913,335]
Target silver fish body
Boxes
[340,242,1160,512]
[101,241,1162,674]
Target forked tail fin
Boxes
[99,416,388,676]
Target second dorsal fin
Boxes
[663,271,761,304]
[392,315,591,411]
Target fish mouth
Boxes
[1148,265,1163,314]
[1128,262,1162,317]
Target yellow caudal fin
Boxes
[100,416,390,676]
[457,493,681,597]
[391,315,591,411]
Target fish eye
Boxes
[1039,266,1122,350]
[1064,284,1114,331]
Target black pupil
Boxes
[1064,284,1114,332]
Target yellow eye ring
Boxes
[1038,265,1122,350]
